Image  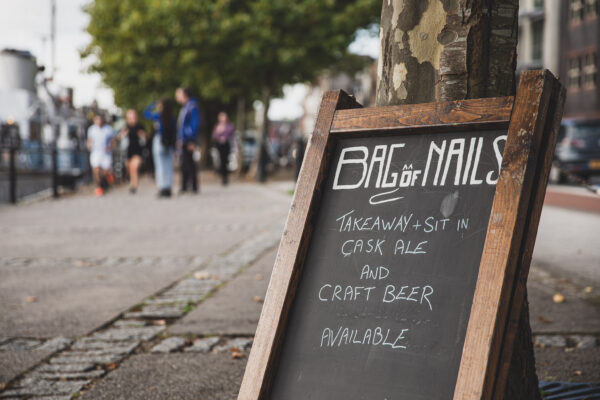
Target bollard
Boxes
[257,142,267,183]
[52,145,59,198]
[9,147,17,204]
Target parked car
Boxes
[551,119,600,183]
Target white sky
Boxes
[0,0,113,110]
[0,1,379,118]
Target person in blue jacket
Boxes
[175,87,201,193]
[144,99,177,198]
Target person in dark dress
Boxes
[118,109,147,193]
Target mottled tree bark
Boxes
[376,1,541,399]
[376,0,519,105]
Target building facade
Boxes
[560,0,599,120]
[518,0,599,121]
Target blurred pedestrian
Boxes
[175,87,201,194]
[144,99,177,198]
[212,111,236,186]
[118,109,147,194]
[87,114,115,197]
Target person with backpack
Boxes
[175,87,201,193]
[144,99,177,198]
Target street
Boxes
[0,180,598,399]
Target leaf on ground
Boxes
[552,293,566,303]
[194,272,210,280]
[231,347,244,359]
[573,370,582,376]
[253,296,264,304]
[106,363,118,371]
[538,315,552,324]
[584,286,594,294]
[559,278,569,284]
[153,319,167,326]
[255,274,263,281]
[25,296,37,303]
[75,260,85,267]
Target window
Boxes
[570,0,584,22]
[568,56,581,90]
[531,20,544,63]
[534,0,544,9]
[582,52,598,88]
[584,0,598,18]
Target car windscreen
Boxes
[565,124,600,139]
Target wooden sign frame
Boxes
[239,70,565,400]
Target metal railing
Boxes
[0,144,91,204]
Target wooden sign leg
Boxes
[453,70,565,400]
[493,75,566,399]
[238,90,361,400]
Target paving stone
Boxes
[144,295,204,304]
[50,353,121,365]
[36,363,95,373]
[124,305,185,319]
[0,338,42,351]
[112,320,146,328]
[0,379,89,397]
[71,339,139,353]
[36,337,73,353]
[67,347,134,356]
[535,335,567,347]
[184,337,220,353]
[215,337,252,353]
[570,335,597,349]
[150,337,187,353]
[101,257,120,267]
[90,326,164,342]
[32,369,105,380]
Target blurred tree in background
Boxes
[83,0,380,115]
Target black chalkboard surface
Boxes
[269,130,506,399]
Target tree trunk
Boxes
[377,0,519,106]
[236,96,246,175]
[257,85,272,183]
[376,1,541,399]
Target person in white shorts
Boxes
[87,114,115,196]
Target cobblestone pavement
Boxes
[0,179,292,399]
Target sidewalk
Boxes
[0,178,291,399]
[0,178,597,399]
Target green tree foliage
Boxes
[83,0,380,112]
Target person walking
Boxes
[175,87,201,194]
[144,99,177,198]
[212,111,236,186]
[87,114,115,197]
[117,109,146,194]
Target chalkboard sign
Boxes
[270,129,504,400]
[239,70,565,400]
